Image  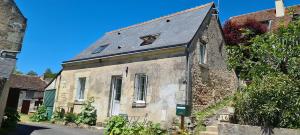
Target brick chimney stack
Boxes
[275,0,285,17]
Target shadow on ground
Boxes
[2,123,49,135]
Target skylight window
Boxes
[92,45,108,54]
[140,34,160,46]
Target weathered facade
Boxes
[0,0,26,125]
[54,2,237,126]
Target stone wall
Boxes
[0,0,27,51]
[0,0,26,125]
[189,13,238,113]
[219,123,300,135]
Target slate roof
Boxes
[65,2,214,63]
[0,58,16,79]
[10,74,47,91]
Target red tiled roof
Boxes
[10,74,47,91]
[229,4,300,31]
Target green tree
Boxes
[43,68,56,79]
[13,67,23,75]
[234,74,300,128]
[27,70,38,76]
[226,19,300,80]
[232,14,300,128]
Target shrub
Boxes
[105,115,127,135]
[76,97,97,126]
[64,113,77,123]
[105,115,166,135]
[234,74,300,128]
[51,107,65,121]
[30,105,48,122]
[1,107,20,128]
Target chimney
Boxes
[275,0,285,17]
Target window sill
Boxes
[132,101,146,108]
[74,100,84,105]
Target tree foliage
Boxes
[27,70,38,76]
[230,16,300,128]
[223,19,267,46]
[13,67,23,75]
[43,68,56,79]
[234,74,300,128]
[225,19,300,80]
[1,107,20,128]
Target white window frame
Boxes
[198,40,207,64]
[134,74,148,103]
[76,77,86,101]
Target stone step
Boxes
[199,131,218,135]
[206,126,218,132]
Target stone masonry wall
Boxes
[0,0,26,51]
[0,0,26,125]
[189,14,238,113]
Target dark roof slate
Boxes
[66,2,214,63]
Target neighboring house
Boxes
[0,0,26,125]
[5,74,46,114]
[54,2,237,126]
[230,0,300,31]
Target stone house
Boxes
[54,2,237,126]
[230,0,300,31]
[0,0,26,125]
[5,75,46,114]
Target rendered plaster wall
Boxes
[55,47,187,126]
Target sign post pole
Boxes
[180,115,184,130]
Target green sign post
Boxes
[176,104,191,130]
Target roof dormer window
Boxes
[140,34,160,46]
[92,44,108,54]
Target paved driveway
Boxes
[3,122,103,135]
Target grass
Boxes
[195,96,234,132]
[20,113,33,123]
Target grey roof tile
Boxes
[66,2,213,63]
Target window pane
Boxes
[200,44,206,64]
[136,74,147,101]
[78,77,86,100]
[115,78,122,101]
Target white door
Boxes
[111,76,122,116]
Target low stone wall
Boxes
[218,123,300,135]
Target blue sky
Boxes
[15,0,299,75]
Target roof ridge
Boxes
[107,2,214,34]
[12,74,41,78]
[230,4,300,19]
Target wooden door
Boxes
[21,100,30,114]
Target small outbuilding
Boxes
[5,74,47,114]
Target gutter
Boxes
[0,50,20,59]
[63,43,187,64]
